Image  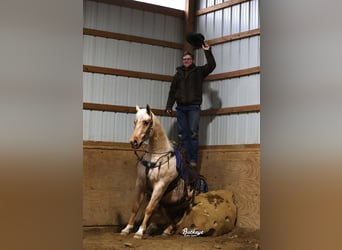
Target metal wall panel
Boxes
[83,35,182,75]
[240,2,250,32]
[83,0,260,145]
[84,0,183,43]
[194,0,260,145]
[201,74,260,109]
[83,72,173,109]
[197,0,259,37]
[194,36,260,75]
[200,112,259,144]
[83,0,184,142]
[250,0,259,29]
[84,109,178,143]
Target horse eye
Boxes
[143,121,149,126]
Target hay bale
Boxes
[176,190,236,236]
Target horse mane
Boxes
[148,109,173,153]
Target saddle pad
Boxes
[174,149,182,172]
[174,149,190,181]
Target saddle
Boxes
[173,144,209,196]
[143,144,209,201]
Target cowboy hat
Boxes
[186,32,205,48]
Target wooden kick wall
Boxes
[83,141,260,229]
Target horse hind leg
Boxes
[162,224,175,236]
[155,205,176,236]
[162,204,191,236]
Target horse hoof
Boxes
[162,231,174,236]
[120,224,133,235]
[133,227,145,239]
[146,222,159,235]
[133,233,143,239]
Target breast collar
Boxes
[139,150,175,176]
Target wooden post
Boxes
[184,0,196,53]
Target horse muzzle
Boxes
[130,139,142,149]
[130,132,148,149]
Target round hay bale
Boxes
[176,190,237,236]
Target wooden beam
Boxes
[83,103,260,116]
[83,103,172,116]
[208,29,260,46]
[83,140,260,151]
[83,65,259,82]
[84,103,135,113]
[83,65,173,82]
[200,143,259,151]
[196,0,250,16]
[83,141,133,151]
[92,0,184,18]
[83,28,183,49]
[83,28,260,51]
[206,66,260,81]
[84,12,259,51]
[200,104,260,116]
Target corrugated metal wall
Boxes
[196,0,260,144]
[83,0,260,145]
[83,0,183,142]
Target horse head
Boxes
[130,104,154,149]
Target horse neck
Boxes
[148,116,172,153]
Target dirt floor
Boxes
[83,226,260,250]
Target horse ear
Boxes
[146,104,151,115]
[136,105,140,111]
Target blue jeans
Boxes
[176,105,200,164]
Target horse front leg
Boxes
[134,185,166,239]
[121,183,145,235]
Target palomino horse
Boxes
[120,105,192,238]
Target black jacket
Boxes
[166,49,216,109]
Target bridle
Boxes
[141,113,154,143]
[133,112,175,175]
